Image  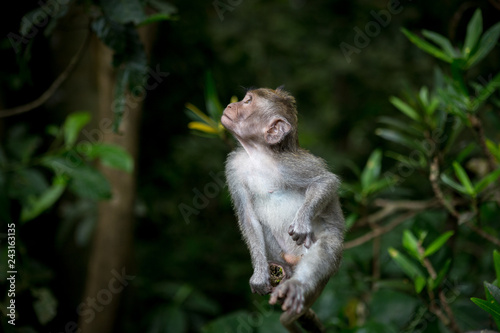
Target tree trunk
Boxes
[78,25,156,333]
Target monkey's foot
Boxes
[269,279,305,314]
[269,262,286,287]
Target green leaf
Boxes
[487,139,500,162]
[32,288,58,325]
[21,176,67,223]
[422,30,459,58]
[419,86,429,106]
[378,116,423,137]
[388,247,425,282]
[486,282,500,304]
[63,112,91,148]
[452,161,475,196]
[466,22,500,68]
[139,0,177,25]
[463,9,483,57]
[137,13,173,26]
[204,71,224,120]
[415,276,427,294]
[363,177,398,196]
[9,168,49,200]
[100,0,147,24]
[376,128,422,151]
[112,57,147,131]
[474,168,500,193]
[385,151,425,169]
[389,96,420,121]
[42,156,112,200]
[494,250,500,283]
[402,28,453,63]
[361,149,382,191]
[402,230,421,260]
[67,166,112,200]
[433,259,451,290]
[486,282,500,329]
[473,72,500,111]
[455,143,476,164]
[471,297,500,322]
[79,144,134,173]
[424,231,454,257]
[440,173,467,194]
[426,96,440,115]
[345,213,358,230]
[91,16,148,132]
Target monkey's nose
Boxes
[226,103,233,109]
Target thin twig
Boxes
[0,33,91,118]
[438,290,462,333]
[429,156,460,219]
[468,114,498,172]
[354,199,438,228]
[465,222,500,246]
[420,241,462,333]
[488,0,500,11]
[345,211,417,249]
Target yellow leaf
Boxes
[230,95,238,103]
[188,121,218,134]
[185,103,216,126]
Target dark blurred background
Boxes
[1,0,500,332]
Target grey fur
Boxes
[222,88,345,332]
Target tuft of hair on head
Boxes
[272,86,296,113]
[245,86,257,93]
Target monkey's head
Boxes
[221,87,299,152]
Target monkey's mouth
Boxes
[222,113,233,121]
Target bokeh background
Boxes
[1,0,500,332]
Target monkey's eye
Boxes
[244,96,252,104]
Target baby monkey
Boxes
[222,87,344,333]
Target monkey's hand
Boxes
[250,272,273,295]
[269,279,305,314]
[288,220,316,249]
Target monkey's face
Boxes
[221,92,265,143]
[222,91,292,147]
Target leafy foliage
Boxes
[2,1,500,333]
[1,112,133,223]
[188,8,500,333]
[185,72,232,140]
[471,250,500,329]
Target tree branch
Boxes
[345,199,439,250]
[345,211,417,249]
[0,33,90,118]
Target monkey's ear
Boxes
[265,118,291,145]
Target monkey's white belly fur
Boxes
[236,152,311,256]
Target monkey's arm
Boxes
[229,184,272,295]
[289,175,338,248]
[285,155,340,248]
